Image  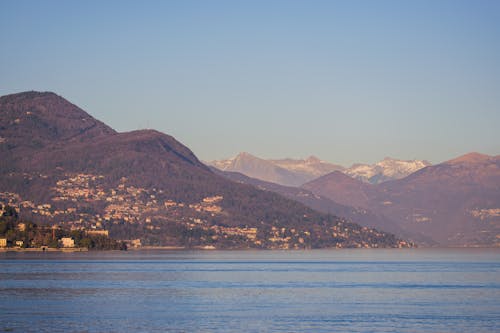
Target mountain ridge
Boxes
[209,153,431,186]
[212,167,434,245]
[207,152,318,187]
[304,153,500,246]
[0,91,408,249]
[345,157,431,184]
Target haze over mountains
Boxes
[1,91,498,248]
[209,151,499,247]
[0,91,407,249]
[208,153,431,187]
[208,153,343,187]
[211,167,422,244]
[303,153,500,246]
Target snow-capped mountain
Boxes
[303,153,500,247]
[207,153,343,187]
[208,154,430,186]
[270,156,345,178]
[209,156,238,171]
[207,152,309,186]
[345,158,431,184]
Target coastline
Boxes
[1,245,498,253]
[128,246,187,251]
[0,247,89,252]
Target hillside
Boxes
[303,171,375,208]
[0,91,409,249]
[213,168,430,245]
[303,154,500,246]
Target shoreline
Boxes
[1,246,498,253]
[128,246,187,251]
[0,247,89,252]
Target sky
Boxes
[1,0,499,166]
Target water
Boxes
[1,249,499,332]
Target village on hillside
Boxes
[0,172,410,250]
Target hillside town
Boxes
[0,172,411,249]
[0,204,125,251]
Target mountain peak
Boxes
[305,155,321,164]
[317,170,368,185]
[236,151,257,159]
[0,90,115,148]
[0,91,411,249]
[345,157,430,184]
[447,152,493,164]
[209,153,345,186]
[0,90,59,101]
[302,171,373,208]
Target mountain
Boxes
[0,91,409,249]
[0,91,115,168]
[207,152,308,187]
[207,154,344,187]
[212,167,366,218]
[303,171,375,209]
[303,153,500,247]
[269,155,345,179]
[209,154,429,186]
[345,157,431,184]
[212,167,430,245]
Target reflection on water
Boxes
[1,249,499,333]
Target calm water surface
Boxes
[1,249,499,332]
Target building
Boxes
[15,240,24,247]
[0,238,7,247]
[124,239,141,248]
[86,230,109,237]
[60,237,75,248]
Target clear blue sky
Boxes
[1,0,499,165]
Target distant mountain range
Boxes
[303,153,500,246]
[208,153,430,186]
[211,167,430,245]
[208,153,344,187]
[345,158,431,184]
[0,91,407,249]
[208,151,499,247]
[2,91,497,248]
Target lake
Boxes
[1,249,499,332]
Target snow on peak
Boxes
[208,153,431,185]
[346,158,431,184]
[305,156,321,164]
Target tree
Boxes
[0,221,8,234]
[79,237,93,249]
[2,205,18,219]
[48,239,59,248]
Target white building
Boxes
[60,237,75,248]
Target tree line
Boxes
[0,204,126,250]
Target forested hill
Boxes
[0,91,410,249]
